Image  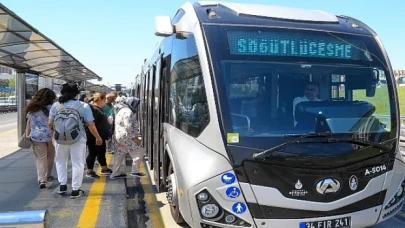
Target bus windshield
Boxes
[203,24,397,156]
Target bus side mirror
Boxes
[155,16,173,37]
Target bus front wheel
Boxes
[166,162,185,224]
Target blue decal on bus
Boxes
[221,173,236,184]
[232,202,247,214]
[226,186,241,198]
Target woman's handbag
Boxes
[18,133,31,149]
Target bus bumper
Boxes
[186,170,404,228]
[196,204,402,228]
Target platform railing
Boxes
[0,210,49,228]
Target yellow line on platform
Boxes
[0,128,17,137]
[140,160,165,228]
[77,153,112,228]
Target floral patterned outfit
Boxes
[113,107,140,155]
[110,98,146,178]
[27,105,52,142]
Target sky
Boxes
[2,0,405,88]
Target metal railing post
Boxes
[0,209,49,227]
[16,72,26,140]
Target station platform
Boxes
[0,149,126,227]
[0,122,187,228]
[0,147,183,228]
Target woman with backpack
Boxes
[25,88,57,189]
[85,92,113,178]
[110,97,146,179]
[48,82,103,199]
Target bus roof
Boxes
[192,1,376,36]
[197,1,338,22]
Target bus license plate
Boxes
[299,216,351,228]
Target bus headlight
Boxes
[384,179,405,210]
[383,176,405,218]
[201,204,220,218]
[225,214,236,223]
[396,185,403,197]
[197,192,210,202]
[196,190,251,227]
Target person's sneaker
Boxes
[100,168,113,176]
[39,181,46,189]
[130,172,147,178]
[57,185,67,194]
[86,171,100,178]
[110,173,127,179]
[71,189,85,199]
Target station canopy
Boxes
[85,81,112,93]
[171,56,201,82]
[0,3,101,82]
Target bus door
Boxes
[152,55,163,188]
[144,71,150,154]
[147,68,155,165]
[140,72,147,141]
[159,57,171,191]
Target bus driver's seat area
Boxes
[294,102,315,131]
[294,101,332,133]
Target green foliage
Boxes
[0,79,8,87]
[8,77,15,89]
[353,87,405,116]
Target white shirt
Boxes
[293,96,321,126]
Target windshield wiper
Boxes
[324,138,391,151]
[252,132,334,159]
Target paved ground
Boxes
[0,150,127,228]
[126,158,152,228]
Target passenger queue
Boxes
[22,82,145,199]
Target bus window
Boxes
[169,34,209,137]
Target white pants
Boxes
[54,139,86,190]
[111,147,145,177]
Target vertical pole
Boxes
[16,72,26,140]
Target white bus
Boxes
[136,2,404,228]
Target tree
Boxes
[8,77,15,89]
[0,79,8,87]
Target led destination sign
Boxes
[227,31,371,61]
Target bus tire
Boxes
[166,162,185,224]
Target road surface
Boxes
[0,112,17,134]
